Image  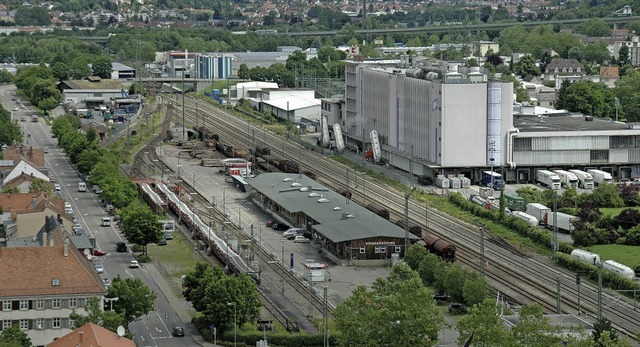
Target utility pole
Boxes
[553,193,558,261]
[598,262,603,320]
[182,50,186,142]
[556,276,561,314]
[323,286,329,347]
[480,227,485,279]
[404,193,410,252]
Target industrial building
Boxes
[248,173,419,265]
[194,54,233,80]
[337,59,640,183]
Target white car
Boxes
[129,260,139,268]
[54,183,61,191]
[94,263,104,274]
[12,106,18,111]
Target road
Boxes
[0,85,201,347]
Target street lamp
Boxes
[104,297,119,311]
[227,302,237,347]
[223,221,232,267]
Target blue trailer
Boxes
[481,171,504,190]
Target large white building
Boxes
[340,60,640,182]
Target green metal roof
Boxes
[248,173,419,243]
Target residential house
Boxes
[79,122,111,142]
[0,244,106,347]
[543,59,585,82]
[599,66,619,88]
[472,41,499,57]
[2,159,49,188]
[3,144,45,169]
[47,322,135,347]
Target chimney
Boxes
[42,228,48,246]
[79,331,84,342]
[32,196,37,209]
[57,214,62,224]
[63,239,68,257]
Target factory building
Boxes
[341,60,640,182]
[194,54,233,80]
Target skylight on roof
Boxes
[283,178,293,182]
[291,182,302,187]
[52,279,60,286]
[309,193,321,197]
[333,207,342,211]
[318,198,330,203]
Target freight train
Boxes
[153,182,257,281]
[420,234,457,262]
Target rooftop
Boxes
[47,323,135,347]
[262,96,320,111]
[247,173,419,243]
[60,79,124,90]
[515,115,640,134]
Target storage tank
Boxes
[469,195,486,206]
[333,123,345,152]
[571,249,601,266]
[321,115,330,148]
[511,211,539,228]
[603,260,636,280]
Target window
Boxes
[513,138,532,151]
[36,319,44,330]
[395,246,402,253]
[52,299,61,309]
[2,301,10,311]
[2,320,10,330]
[374,246,384,254]
[590,150,609,164]
[69,298,77,308]
[69,318,75,328]
[36,300,44,310]
[610,135,640,149]
[52,318,60,329]
[19,300,28,310]
[19,320,28,330]
[359,247,365,254]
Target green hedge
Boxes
[556,253,640,298]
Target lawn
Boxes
[586,244,640,268]
[599,206,640,217]
[148,232,200,280]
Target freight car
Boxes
[337,188,352,199]
[422,234,456,262]
[365,203,390,220]
[140,182,167,215]
[395,219,422,237]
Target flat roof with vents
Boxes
[248,173,418,243]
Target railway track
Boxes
[169,95,640,341]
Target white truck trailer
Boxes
[525,203,550,225]
[552,169,579,189]
[568,169,595,189]
[587,169,613,186]
[536,170,562,190]
[548,211,578,233]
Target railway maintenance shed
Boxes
[248,173,419,266]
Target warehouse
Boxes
[343,60,640,182]
[248,173,419,266]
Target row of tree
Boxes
[0,103,22,148]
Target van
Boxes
[78,182,87,192]
[101,217,111,227]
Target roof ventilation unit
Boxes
[299,187,309,192]
[333,207,342,211]
[291,182,302,187]
[318,198,330,203]
[309,192,321,197]
[283,177,294,182]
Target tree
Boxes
[512,303,557,345]
[0,70,14,83]
[501,74,529,102]
[335,263,447,346]
[615,69,640,122]
[457,299,511,346]
[92,56,113,79]
[76,148,102,174]
[14,6,51,26]
[107,276,156,323]
[404,243,428,270]
[575,19,612,37]
[0,107,22,147]
[51,62,71,81]
[462,275,487,307]
[183,263,261,339]
[237,64,250,80]
[0,325,31,347]
[70,297,125,333]
[417,251,445,286]
[618,44,630,66]
[514,55,541,77]
[617,184,640,207]
[583,184,624,208]
[119,202,163,256]
[593,317,618,344]
[613,209,640,230]
[557,80,615,118]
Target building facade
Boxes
[194,54,233,80]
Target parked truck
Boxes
[568,169,594,189]
[525,203,550,225]
[504,192,525,211]
[536,170,562,190]
[548,211,578,233]
[481,171,504,190]
[552,169,579,189]
[587,169,613,186]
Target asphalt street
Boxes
[0,85,206,347]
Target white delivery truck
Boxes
[525,203,550,225]
[568,169,595,189]
[587,169,613,186]
[536,170,562,190]
[552,170,579,189]
[548,211,578,233]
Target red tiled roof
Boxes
[47,323,135,347]
[0,245,105,297]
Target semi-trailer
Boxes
[568,169,595,189]
[525,203,550,225]
[552,169,579,189]
[481,171,504,190]
[504,192,525,211]
[548,211,578,233]
[536,170,562,190]
[587,169,613,185]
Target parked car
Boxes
[271,223,289,231]
[282,229,298,239]
[266,220,276,227]
[54,183,61,191]
[116,242,127,252]
[13,106,18,111]
[293,235,310,243]
[448,303,468,314]
[94,262,104,274]
[92,249,107,256]
[158,239,167,246]
[129,260,139,268]
[164,233,173,240]
[433,294,449,302]
[44,147,48,153]
[173,327,185,337]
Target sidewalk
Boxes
[145,262,219,346]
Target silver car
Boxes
[94,262,104,274]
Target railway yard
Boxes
[128,95,640,343]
